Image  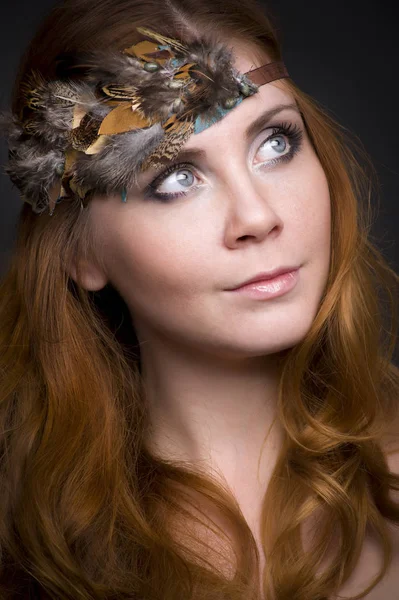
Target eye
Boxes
[256,132,289,163]
[143,121,304,203]
[143,165,198,203]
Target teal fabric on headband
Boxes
[194,96,244,134]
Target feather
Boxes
[135,27,188,55]
[98,104,153,135]
[141,117,194,171]
[72,104,88,128]
[69,112,103,151]
[100,83,138,101]
[72,122,165,193]
[19,70,48,115]
[123,39,172,63]
[85,134,109,155]
[0,25,279,214]
[4,137,64,214]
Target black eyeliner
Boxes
[143,121,304,202]
[143,161,194,201]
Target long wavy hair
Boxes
[1,0,399,598]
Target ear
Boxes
[68,256,108,291]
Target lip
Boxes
[225,267,300,300]
[227,266,300,291]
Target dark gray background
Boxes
[1,0,398,280]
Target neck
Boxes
[139,331,286,492]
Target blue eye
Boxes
[142,162,201,203]
[143,121,304,203]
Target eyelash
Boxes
[143,121,304,203]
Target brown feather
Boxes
[69,113,102,151]
[98,104,152,135]
[135,27,188,55]
[141,118,194,171]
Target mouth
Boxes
[225,267,300,300]
[226,265,301,291]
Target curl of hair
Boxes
[1,0,399,598]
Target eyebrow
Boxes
[152,102,301,167]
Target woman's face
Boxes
[83,42,331,360]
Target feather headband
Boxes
[0,26,289,215]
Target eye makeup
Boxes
[142,120,304,203]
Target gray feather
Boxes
[73,122,165,193]
[5,137,64,213]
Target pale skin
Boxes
[71,42,399,598]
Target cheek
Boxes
[99,210,211,306]
[283,157,331,253]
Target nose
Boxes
[223,167,283,249]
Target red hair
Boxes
[1,0,399,598]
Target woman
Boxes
[0,0,399,598]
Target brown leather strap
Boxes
[245,61,289,86]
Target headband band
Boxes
[1,26,289,215]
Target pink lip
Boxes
[226,268,300,300]
[227,266,300,290]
